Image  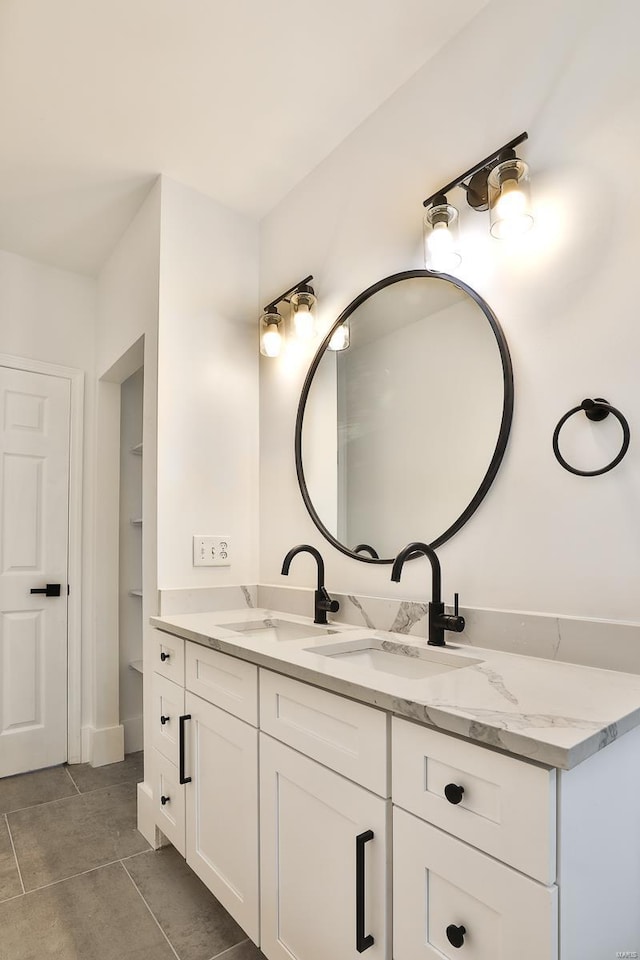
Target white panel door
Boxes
[185,691,259,944]
[0,365,70,776]
[260,734,390,960]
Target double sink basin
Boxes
[217,616,480,680]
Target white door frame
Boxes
[0,353,84,764]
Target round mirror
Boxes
[295,270,513,562]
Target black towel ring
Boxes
[553,398,631,477]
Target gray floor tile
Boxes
[212,941,266,960]
[66,751,143,793]
[8,781,150,891]
[0,861,176,960]
[0,766,77,815]
[125,846,246,960]
[0,817,22,902]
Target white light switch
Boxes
[193,536,231,566]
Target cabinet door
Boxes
[185,692,259,944]
[393,807,557,960]
[260,734,389,960]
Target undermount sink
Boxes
[218,617,340,643]
[306,636,481,679]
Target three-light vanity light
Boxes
[259,274,349,358]
[423,132,534,272]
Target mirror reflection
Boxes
[298,272,512,561]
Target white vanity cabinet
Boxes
[147,627,640,960]
[150,632,260,943]
[258,671,391,960]
[260,735,389,960]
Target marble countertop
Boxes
[150,608,640,770]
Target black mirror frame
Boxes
[294,269,514,564]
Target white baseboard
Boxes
[81,724,125,767]
[123,715,143,754]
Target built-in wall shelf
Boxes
[129,589,143,598]
[130,442,143,456]
[130,518,143,526]
[129,660,143,675]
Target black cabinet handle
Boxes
[160,795,170,806]
[160,715,170,725]
[30,583,61,597]
[446,924,466,948]
[356,829,374,952]
[444,783,465,805]
[160,651,170,662]
[179,714,192,784]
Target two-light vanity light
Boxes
[259,274,349,358]
[423,132,534,272]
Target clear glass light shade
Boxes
[260,311,284,357]
[424,203,462,272]
[290,289,317,341]
[488,158,534,239]
[328,320,350,351]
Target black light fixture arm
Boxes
[422,132,528,208]
[264,275,314,313]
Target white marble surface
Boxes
[150,607,640,771]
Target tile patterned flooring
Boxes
[0,754,265,960]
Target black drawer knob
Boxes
[160,715,170,725]
[160,651,170,661]
[444,783,465,805]
[446,924,466,948]
[160,795,170,806]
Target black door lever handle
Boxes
[30,584,61,597]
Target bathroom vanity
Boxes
[145,608,640,960]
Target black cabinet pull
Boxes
[30,583,61,597]
[179,714,192,784]
[160,651,170,662]
[444,783,465,805]
[446,924,466,948]
[356,829,374,952]
[160,714,170,725]
[160,795,170,806]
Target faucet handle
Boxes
[441,592,465,634]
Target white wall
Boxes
[157,178,260,589]
[259,0,640,623]
[95,181,161,765]
[0,249,97,758]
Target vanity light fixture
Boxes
[260,275,317,356]
[328,319,350,351]
[259,307,285,357]
[422,131,533,266]
[423,194,462,273]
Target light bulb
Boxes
[328,323,350,351]
[489,158,534,239]
[261,323,282,358]
[424,201,461,273]
[294,303,314,340]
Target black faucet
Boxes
[390,541,465,646]
[281,544,340,625]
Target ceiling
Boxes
[0,0,489,276]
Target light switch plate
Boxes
[193,536,231,566]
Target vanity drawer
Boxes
[151,748,185,856]
[153,629,185,685]
[186,643,258,726]
[393,807,557,960]
[392,718,556,883]
[260,670,388,796]
[151,673,185,766]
